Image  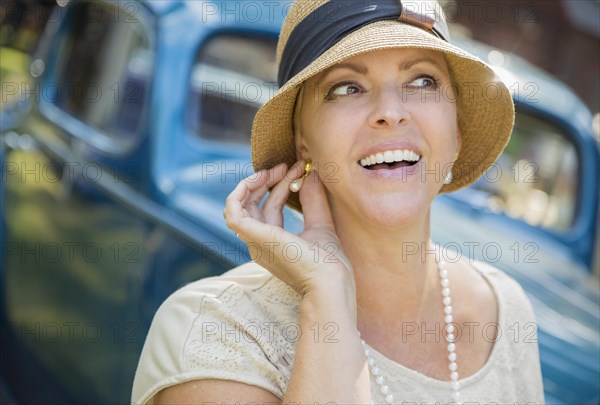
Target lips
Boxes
[359,149,421,170]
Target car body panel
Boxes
[452,37,600,271]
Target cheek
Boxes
[302,106,359,158]
[415,101,459,148]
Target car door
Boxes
[0,1,234,403]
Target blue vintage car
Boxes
[0,1,598,404]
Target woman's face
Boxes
[295,48,461,226]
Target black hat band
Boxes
[278,0,450,88]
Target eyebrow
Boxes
[318,62,368,83]
[319,57,445,82]
[398,57,446,73]
[317,57,446,86]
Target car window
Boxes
[188,34,277,144]
[51,1,153,142]
[473,112,579,231]
[0,46,31,130]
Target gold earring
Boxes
[289,160,312,192]
[303,160,312,177]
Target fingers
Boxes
[262,161,305,226]
[226,163,286,218]
[225,173,256,224]
[224,161,351,297]
[225,160,336,240]
[299,169,336,230]
[243,163,287,219]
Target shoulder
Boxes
[132,262,301,404]
[154,261,302,324]
[451,258,538,329]
[170,260,287,298]
[466,261,545,400]
[461,259,531,302]
[459,259,541,356]
[469,259,536,319]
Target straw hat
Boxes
[251,0,515,212]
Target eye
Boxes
[325,81,362,100]
[407,75,439,89]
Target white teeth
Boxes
[359,149,421,168]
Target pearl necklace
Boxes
[358,248,462,404]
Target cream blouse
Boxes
[132,260,545,404]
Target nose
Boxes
[367,87,411,129]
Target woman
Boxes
[132,0,545,403]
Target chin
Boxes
[360,192,431,227]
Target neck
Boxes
[332,205,441,332]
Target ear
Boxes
[293,86,310,161]
[294,128,310,161]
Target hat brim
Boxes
[252,20,514,213]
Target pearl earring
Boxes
[289,160,312,192]
[444,170,453,184]
[443,152,459,185]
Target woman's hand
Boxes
[224,161,355,301]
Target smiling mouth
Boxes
[359,149,421,170]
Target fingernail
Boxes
[247,169,266,183]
